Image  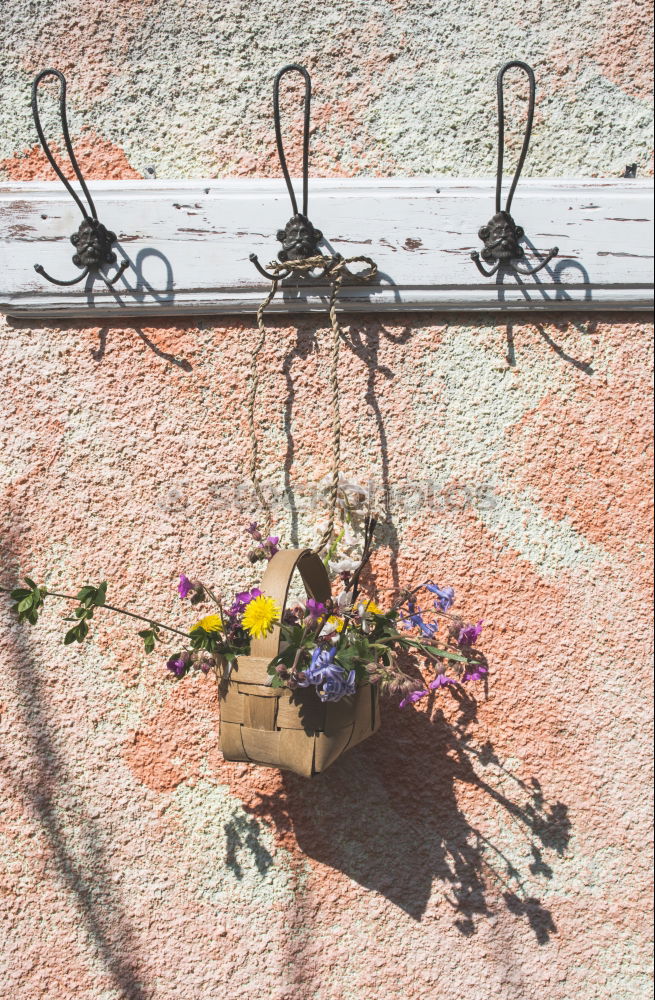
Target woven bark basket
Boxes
[219,548,380,777]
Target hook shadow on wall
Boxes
[1,59,652,317]
[471,60,559,280]
[31,68,129,288]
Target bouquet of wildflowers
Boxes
[2,525,487,708]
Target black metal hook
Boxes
[31,69,129,288]
[250,63,324,280]
[471,60,558,279]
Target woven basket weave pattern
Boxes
[219,549,380,777]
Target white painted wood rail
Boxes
[0,178,652,317]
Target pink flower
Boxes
[178,575,193,599]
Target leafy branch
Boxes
[1,578,191,653]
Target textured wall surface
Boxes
[0,2,653,999]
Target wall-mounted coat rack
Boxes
[0,177,652,317]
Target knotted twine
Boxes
[248,253,377,556]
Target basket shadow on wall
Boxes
[238,312,578,939]
[239,689,570,941]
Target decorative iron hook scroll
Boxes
[31,69,129,287]
[471,60,558,279]
[250,64,324,281]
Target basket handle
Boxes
[250,548,332,659]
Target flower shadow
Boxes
[241,692,569,941]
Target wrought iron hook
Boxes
[471,60,558,279]
[250,63,323,280]
[274,63,311,220]
[31,69,129,287]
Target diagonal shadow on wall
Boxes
[240,691,569,942]
[1,529,148,999]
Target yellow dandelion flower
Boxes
[190,613,223,634]
[325,615,345,633]
[362,599,384,616]
[241,595,280,639]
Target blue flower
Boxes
[426,583,455,612]
[299,646,357,702]
[400,600,439,637]
[319,668,357,703]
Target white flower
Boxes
[337,590,353,611]
[329,558,360,575]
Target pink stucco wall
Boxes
[0,2,653,998]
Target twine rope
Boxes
[248,253,377,555]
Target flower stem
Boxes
[45,591,191,640]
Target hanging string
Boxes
[248,279,278,539]
[247,254,377,556]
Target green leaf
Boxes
[138,626,158,654]
[24,577,38,590]
[335,647,362,670]
[17,595,33,613]
[10,588,31,601]
[396,636,468,662]
[76,586,95,603]
[64,627,79,645]
[422,646,469,663]
[270,674,285,689]
[95,582,107,607]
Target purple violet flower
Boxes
[458,621,484,648]
[426,583,455,612]
[462,663,489,683]
[399,689,429,709]
[305,598,327,620]
[247,523,262,541]
[177,574,194,599]
[166,652,191,678]
[229,588,263,616]
[429,674,457,690]
[266,535,280,552]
